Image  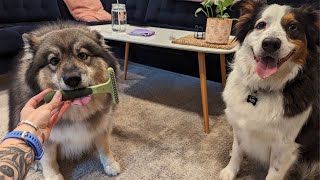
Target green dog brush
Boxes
[44,67,119,104]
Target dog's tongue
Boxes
[71,96,91,106]
[256,57,278,79]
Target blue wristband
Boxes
[2,131,44,160]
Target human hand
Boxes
[17,89,71,143]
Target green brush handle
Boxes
[44,67,119,104]
[44,89,93,103]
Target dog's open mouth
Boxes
[71,95,91,106]
[254,50,295,79]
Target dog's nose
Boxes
[262,38,281,53]
[63,76,82,87]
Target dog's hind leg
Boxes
[95,131,121,176]
[220,131,243,180]
[266,143,298,180]
[40,142,64,180]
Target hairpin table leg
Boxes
[220,54,227,88]
[198,52,210,134]
[123,42,130,80]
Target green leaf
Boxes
[222,0,234,8]
[218,1,224,7]
[222,13,230,18]
[195,7,203,17]
[216,6,221,15]
[200,0,207,6]
[201,0,213,7]
[214,0,221,6]
[194,7,209,17]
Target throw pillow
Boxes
[64,0,111,22]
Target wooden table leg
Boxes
[198,52,209,134]
[220,54,227,88]
[123,42,130,80]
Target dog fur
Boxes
[8,22,120,179]
[220,1,319,180]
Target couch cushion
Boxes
[57,0,74,20]
[145,0,207,31]
[0,0,61,23]
[0,29,22,54]
[125,0,150,25]
[64,0,111,22]
[0,24,43,54]
[0,54,16,74]
[99,0,149,25]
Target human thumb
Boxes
[46,91,62,110]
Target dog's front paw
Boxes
[220,167,237,180]
[44,173,64,180]
[103,160,121,176]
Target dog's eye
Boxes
[288,24,297,31]
[50,57,60,66]
[255,22,266,30]
[78,52,88,60]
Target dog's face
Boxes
[234,1,319,80]
[22,24,118,92]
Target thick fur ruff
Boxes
[8,22,121,179]
[220,1,319,180]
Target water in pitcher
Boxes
[111,4,127,32]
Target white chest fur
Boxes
[49,123,97,158]
[223,67,312,163]
[49,111,113,159]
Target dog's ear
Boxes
[22,33,40,51]
[298,5,319,49]
[90,30,119,76]
[233,0,266,43]
[91,30,111,50]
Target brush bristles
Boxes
[109,71,119,104]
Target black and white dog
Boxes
[221,1,319,180]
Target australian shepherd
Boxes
[221,1,319,180]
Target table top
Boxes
[90,24,237,54]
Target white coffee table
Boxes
[90,24,237,133]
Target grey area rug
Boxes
[0,62,266,179]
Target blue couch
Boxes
[0,0,316,82]
[0,0,210,76]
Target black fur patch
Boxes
[292,5,320,50]
[281,5,320,166]
[232,0,267,43]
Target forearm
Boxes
[0,139,34,180]
[0,125,38,180]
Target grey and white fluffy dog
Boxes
[8,22,120,179]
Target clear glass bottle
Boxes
[111,4,127,32]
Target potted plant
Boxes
[195,0,234,44]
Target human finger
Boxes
[51,102,64,116]
[48,101,71,129]
[25,89,52,108]
[44,91,62,111]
